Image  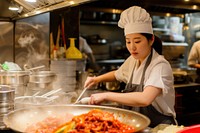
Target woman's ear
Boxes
[150,35,155,46]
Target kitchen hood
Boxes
[0,0,200,20]
[0,0,96,21]
[80,0,200,16]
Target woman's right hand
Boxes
[84,76,99,89]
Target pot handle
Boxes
[24,64,45,73]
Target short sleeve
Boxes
[145,59,174,95]
[115,56,135,83]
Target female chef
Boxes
[84,6,177,127]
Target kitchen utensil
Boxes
[32,91,41,97]
[3,105,150,132]
[75,87,87,104]
[0,71,29,85]
[41,88,62,97]
[105,81,121,91]
[29,71,56,83]
[50,32,57,59]
[0,71,29,96]
[0,85,15,129]
[76,97,91,104]
[23,65,45,73]
[32,88,62,98]
[25,71,57,96]
[66,38,82,59]
[61,15,67,50]
[56,25,61,49]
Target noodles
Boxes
[54,109,135,133]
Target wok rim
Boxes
[4,104,150,132]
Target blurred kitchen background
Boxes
[2,1,199,76]
[0,0,200,127]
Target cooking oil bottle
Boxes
[66,38,82,59]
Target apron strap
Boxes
[140,48,153,86]
[122,49,153,93]
[122,49,176,127]
[121,49,153,111]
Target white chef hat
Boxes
[118,6,153,35]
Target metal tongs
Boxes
[74,87,88,104]
[33,88,62,97]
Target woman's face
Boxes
[125,33,153,63]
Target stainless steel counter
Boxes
[174,82,200,88]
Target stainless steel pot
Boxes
[0,71,29,85]
[105,81,121,91]
[0,85,15,129]
[26,71,57,96]
[3,105,150,132]
[0,71,29,96]
[29,71,56,83]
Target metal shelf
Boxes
[81,20,118,25]
[153,28,170,32]
[162,42,188,46]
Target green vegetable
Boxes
[54,121,75,133]
[55,125,68,133]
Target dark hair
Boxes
[141,33,162,55]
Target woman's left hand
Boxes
[89,93,107,105]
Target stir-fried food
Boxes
[25,109,135,133]
[25,113,74,133]
[54,109,135,133]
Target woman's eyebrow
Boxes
[126,37,141,40]
[133,37,141,39]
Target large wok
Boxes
[3,105,150,132]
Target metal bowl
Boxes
[3,105,150,132]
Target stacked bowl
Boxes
[50,60,77,92]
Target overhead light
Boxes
[69,1,75,5]
[8,3,19,11]
[9,6,19,11]
[25,0,37,2]
[192,5,198,9]
[166,13,171,17]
